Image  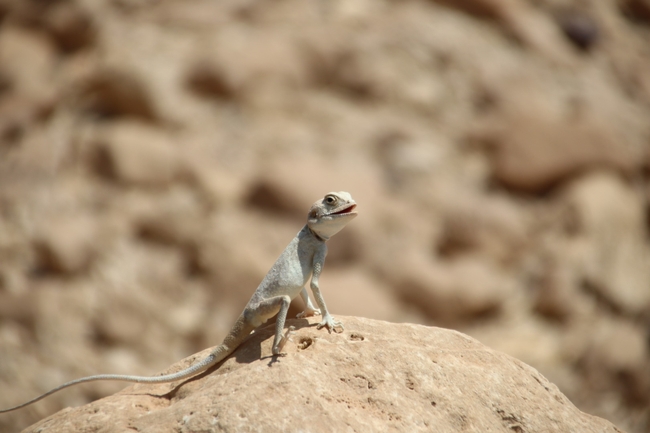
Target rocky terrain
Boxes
[21,317,624,433]
[0,0,649,431]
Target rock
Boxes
[486,109,636,193]
[245,156,384,223]
[184,31,307,104]
[3,0,97,53]
[77,68,158,120]
[129,186,205,247]
[577,316,650,407]
[564,172,645,235]
[0,26,57,101]
[432,0,574,63]
[185,61,238,101]
[583,317,647,374]
[318,269,402,322]
[386,253,511,323]
[532,260,580,321]
[563,172,650,314]
[21,317,621,433]
[0,93,54,145]
[557,9,600,51]
[434,188,528,263]
[431,0,509,20]
[92,121,182,187]
[620,0,650,23]
[182,159,246,208]
[32,214,100,275]
[41,2,96,53]
[198,210,299,304]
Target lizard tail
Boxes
[0,354,219,413]
[0,315,256,414]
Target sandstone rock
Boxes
[20,317,621,433]
[128,186,205,247]
[432,0,573,63]
[564,172,645,235]
[556,8,601,51]
[0,93,54,145]
[388,253,511,323]
[303,24,445,109]
[0,26,57,101]
[185,31,307,103]
[78,68,158,120]
[434,188,528,263]
[32,214,100,275]
[532,260,580,321]
[620,0,650,23]
[487,111,635,192]
[245,155,384,224]
[198,210,300,304]
[318,269,402,322]
[183,160,246,209]
[563,172,650,314]
[577,316,650,408]
[3,0,97,53]
[584,317,647,374]
[38,1,96,53]
[93,121,182,187]
[185,61,238,101]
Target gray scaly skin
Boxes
[0,191,358,414]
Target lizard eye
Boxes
[325,195,337,205]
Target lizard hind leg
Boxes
[247,295,293,356]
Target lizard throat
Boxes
[308,226,328,242]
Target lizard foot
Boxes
[296,307,321,319]
[273,326,295,356]
[316,316,344,334]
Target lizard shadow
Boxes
[164,317,313,395]
[236,317,314,366]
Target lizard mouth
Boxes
[331,204,357,215]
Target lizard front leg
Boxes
[310,260,344,333]
[297,287,321,318]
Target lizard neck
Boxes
[306,225,328,242]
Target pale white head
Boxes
[307,191,358,240]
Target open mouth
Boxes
[331,204,357,215]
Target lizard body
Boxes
[0,191,357,414]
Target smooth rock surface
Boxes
[22,317,622,433]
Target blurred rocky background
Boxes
[0,0,648,431]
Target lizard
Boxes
[0,191,358,414]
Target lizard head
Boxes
[307,191,358,241]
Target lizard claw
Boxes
[316,316,344,334]
[273,326,295,355]
[297,307,321,319]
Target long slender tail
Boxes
[0,352,219,414]
[0,315,256,414]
